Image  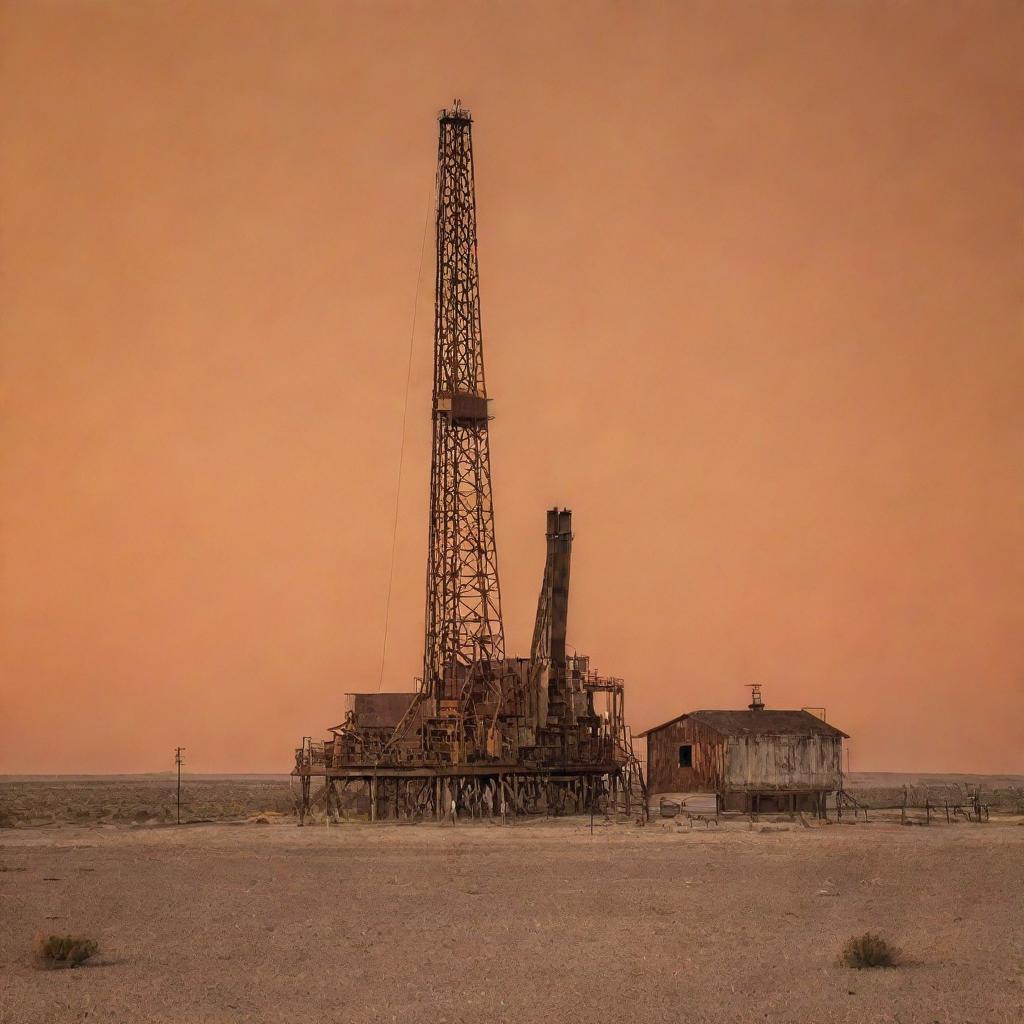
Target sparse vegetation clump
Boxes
[840,932,901,969]
[33,934,98,968]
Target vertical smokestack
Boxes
[547,508,572,665]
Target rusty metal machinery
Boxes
[293,102,646,823]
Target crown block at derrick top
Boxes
[436,391,491,423]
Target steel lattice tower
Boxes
[292,102,649,825]
[422,101,504,707]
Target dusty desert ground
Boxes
[0,776,296,828]
[1,771,1021,829]
[1,776,1023,1024]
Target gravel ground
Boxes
[1,818,1022,1023]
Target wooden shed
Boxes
[637,706,847,815]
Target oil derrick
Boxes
[292,102,647,825]
[423,100,504,713]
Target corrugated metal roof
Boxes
[637,709,848,739]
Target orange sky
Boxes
[2,1,1022,774]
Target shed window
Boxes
[678,744,693,768]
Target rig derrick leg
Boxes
[324,779,335,823]
[298,773,311,826]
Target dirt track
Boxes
[1,818,1022,1024]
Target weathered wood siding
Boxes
[646,718,843,795]
[646,718,727,795]
[722,735,842,791]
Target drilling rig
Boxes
[293,102,646,822]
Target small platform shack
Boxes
[638,697,847,816]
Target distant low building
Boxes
[637,699,847,815]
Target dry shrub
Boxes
[840,932,901,969]
[33,934,98,968]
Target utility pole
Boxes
[174,747,185,824]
